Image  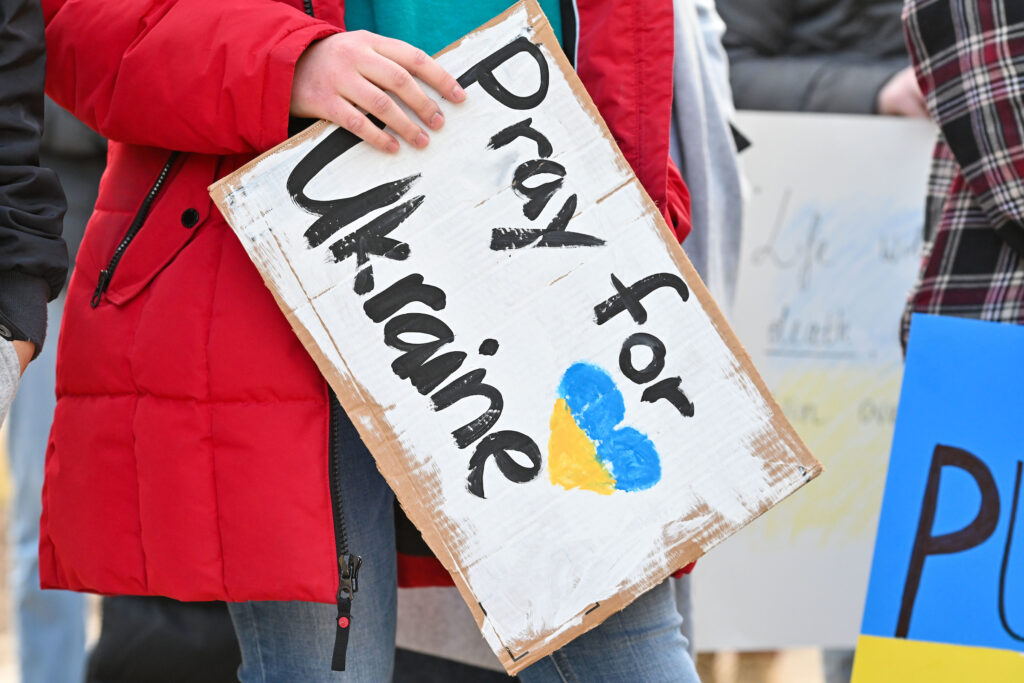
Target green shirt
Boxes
[343,0,563,56]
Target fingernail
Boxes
[387,139,400,154]
[414,132,429,148]
[429,112,444,129]
[452,84,466,101]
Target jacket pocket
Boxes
[99,154,221,307]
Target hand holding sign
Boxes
[290,30,467,153]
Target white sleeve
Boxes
[0,340,20,427]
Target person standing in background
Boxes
[711,2,928,682]
[6,100,103,683]
[670,0,744,314]
[717,0,927,118]
[901,1,1024,336]
[0,0,68,423]
[0,3,74,679]
[667,0,744,667]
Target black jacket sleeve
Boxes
[0,0,68,352]
[718,0,904,114]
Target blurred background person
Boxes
[670,0,744,313]
[0,0,67,421]
[901,2,1024,334]
[717,0,927,118]
[668,2,743,674]
[5,100,101,683]
[709,2,929,682]
[1,0,79,679]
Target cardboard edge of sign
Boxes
[210,0,823,674]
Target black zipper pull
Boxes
[88,152,180,310]
[331,553,362,671]
[91,269,112,308]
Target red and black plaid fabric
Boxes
[901,0,1024,343]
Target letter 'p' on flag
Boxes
[210,1,821,673]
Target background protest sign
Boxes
[852,315,1024,681]
[210,1,820,672]
[693,112,935,650]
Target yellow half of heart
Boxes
[548,398,615,495]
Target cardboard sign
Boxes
[210,1,820,672]
[694,112,935,651]
[853,314,1024,681]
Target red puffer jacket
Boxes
[40,0,691,603]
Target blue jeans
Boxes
[6,297,87,683]
[228,410,700,682]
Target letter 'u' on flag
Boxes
[853,314,1024,682]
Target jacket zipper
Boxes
[90,152,181,308]
[299,0,361,670]
[328,390,360,671]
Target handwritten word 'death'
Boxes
[594,273,696,420]
[285,36,613,498]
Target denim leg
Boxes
[518,580,700,683]
[823,648,855,683]
[228,407,397,682]
[7,297,87,683]
[673,575,696,656]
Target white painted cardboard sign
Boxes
[210,2,820,672]
[693,112,936,651]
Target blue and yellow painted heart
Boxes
[549,362,662,494]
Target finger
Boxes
[359,54,445,131]
[372,36,466,103]
[347,81,429,149]
[325,97,400,153]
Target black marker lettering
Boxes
[383,313,467,395]
[457,37,549,110]
[998,461,1023,641]
[328,196,422,267]
[641,376,694,417]
[488,118,553,158]
[532,194,603,248]
[490,195,605,250]
[512,159,565,220]
[431,369,503,449]
[363,275,446,323]
[619,333,666,384]
[287,124,419,249]
[594,273,690,325]
[479,339,500,356]
[353,267,375,295]
[304,176,419,248]
[897,445,1001,638]
[467,430,542,498]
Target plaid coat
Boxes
[901,0,1024,342]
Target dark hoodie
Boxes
[0,0,68,352]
